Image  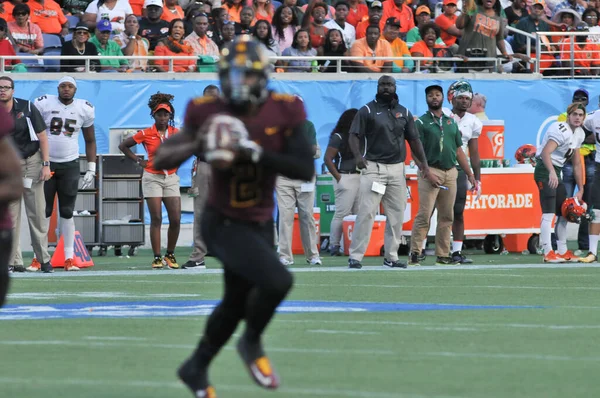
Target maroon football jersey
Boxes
[184,92,307,222]
[0,107,15,230]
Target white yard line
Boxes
[0,376,460,398]
[306,329,381,335]
[283,319,600,330]
[83,336,149,341]
[9,263,600,279]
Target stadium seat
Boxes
[42,34,62,50]
[66,15,79,31]
[64,33,73,42]
[18,53,45,72]
[43,48,62,72]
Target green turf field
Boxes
[2,248,600,398]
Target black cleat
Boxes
[237,337,279,389]
[182,260,206,269]
[348,259,362,269]
[435,256,455,266]
[451,251,473,264]
[418,250,427,262]
[177,357,217,398]
[408,252,420,266]
[41,262,54,273]
[383,259,407,268]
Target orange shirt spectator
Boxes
[349,25,393,72]
[381,0,414,35]
[223,1,243,23]
[355,1,383,39]
[29,0,68,35]
[154,40,196,72]
[132,124,179,175]
[0,2,14,23]
[130,0,144,16]
[435,0,459,46]
[346,0,368,27]
[560,36,600,74]
[161,1,184,22]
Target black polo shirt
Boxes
[349,95,418,164]
[9,98,47,159]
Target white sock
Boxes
[452,241,463,253]
[589,234,600,255]
[422,239,427,250]
[555,216,568,255]
[541,213,554,255]
[61,217,75,259]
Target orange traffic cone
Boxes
[50,231,94,269]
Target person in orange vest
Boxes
[355,0,382,39]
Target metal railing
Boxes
[534,31,600,78]
[0,54,513,74]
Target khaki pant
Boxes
[349,162,406,262]
[276,175,319,262]
[330,173,361,248]
[410,167,458,257]
[9,151,50,266]
[142,171,180,198]
[189,161,210,262]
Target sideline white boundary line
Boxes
[9,263,600,279]
[0,376,458,398]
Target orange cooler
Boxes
[478,120,505,160]
[291,207,321,254]
[342,215,386,256]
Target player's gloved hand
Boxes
[80,162,96,189]
[238,139,263,163]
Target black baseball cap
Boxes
[425,85,444,95]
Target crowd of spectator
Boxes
[0,0,597,73]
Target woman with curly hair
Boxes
[271,5,299,53]
[153,18,196,72]
[323,108,360,256]
[118,93,182,270]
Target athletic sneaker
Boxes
[383,259,407,268]
[579,252,597,263]
[164,253,180,269]
[41,261,53,273]
[451,251,473,264]
[64,258,80,271]
[329,245,341,256]
[182,260,206,269]
[408,252,420,266]
[348,259,362,269]
[307,257,322,266]
[279,258,294,266]
[557,250,579,263]
[152,257,164,269]
[177,357,217,398]
[26,258,41,272]
[10,265,25,273]
[543,250,563,263]
[435,256,454,266]
[417,250,426,263]
[237,336,279,390]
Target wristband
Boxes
[87,162,96,173]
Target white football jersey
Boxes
[583,110,600,163]
[536,121,585,168]
[34,94,95,163]
[442,108,483,154]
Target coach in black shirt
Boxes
[347,75,435,269]
[0,76,52,273]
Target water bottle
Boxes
[311,60,319,73]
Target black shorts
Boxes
[536,178,567,216]
[454,168,468,217]
[44,159,80,218]
[591,163,600,209]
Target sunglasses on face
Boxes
[76,31,89,35]
[0,86,13,91]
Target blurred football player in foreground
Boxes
[154,35,315,397]
[0,106,21,307]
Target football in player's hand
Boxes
[201,114,250,169]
